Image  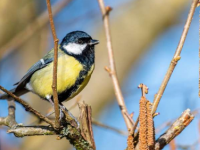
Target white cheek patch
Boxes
[63,43,87,55]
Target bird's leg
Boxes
[45,111,54,117]
[47,97,54,106]
[59,103,80,128]
[59,109,65,121]
[46,96,65,121]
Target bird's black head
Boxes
[60,31,99,56]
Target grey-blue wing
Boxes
[0,59,53,99]
[15,58,53,90]
[14,47,64,91]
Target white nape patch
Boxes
[40,59,45,65]
[63,43,87,55]
[26,82,33,91]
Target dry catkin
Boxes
[127,135,134,150]
[147,101,155,149]
[139,97,148,150]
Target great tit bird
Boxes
[0,31,99,108]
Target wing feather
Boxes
[15,50,55,90]
[15,47,64,91]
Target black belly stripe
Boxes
[56,45,95,103]
[58,69,87,102]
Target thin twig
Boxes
[46,0,60,129]
[124,112,134,125]
[97,0,133,132]
[138,84,148,98]
[169,140,176,150]
[132,117,139,136]
[151,0,199,114]
[0,85,55,128]
[0,0,72,60]
[92,119,128,136]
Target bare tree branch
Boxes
[0,90,95,150]
[97,0,133,132]
[151,0,199,114]
[92,119,128,136]
[4,121,94,150]
[0,85,55,128]
[169,140,176,150]
[46,0,60,129]
[154,109,194,150]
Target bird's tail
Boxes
[0,88,28,99]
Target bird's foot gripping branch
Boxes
[0,85,96,150]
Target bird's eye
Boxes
[77,39,83,44]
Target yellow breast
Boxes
[66,64,94,100]
[30,55,84,98]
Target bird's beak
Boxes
[89,39,99,45]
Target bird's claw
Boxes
[59,105,80,128]
[59,109,65,121]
